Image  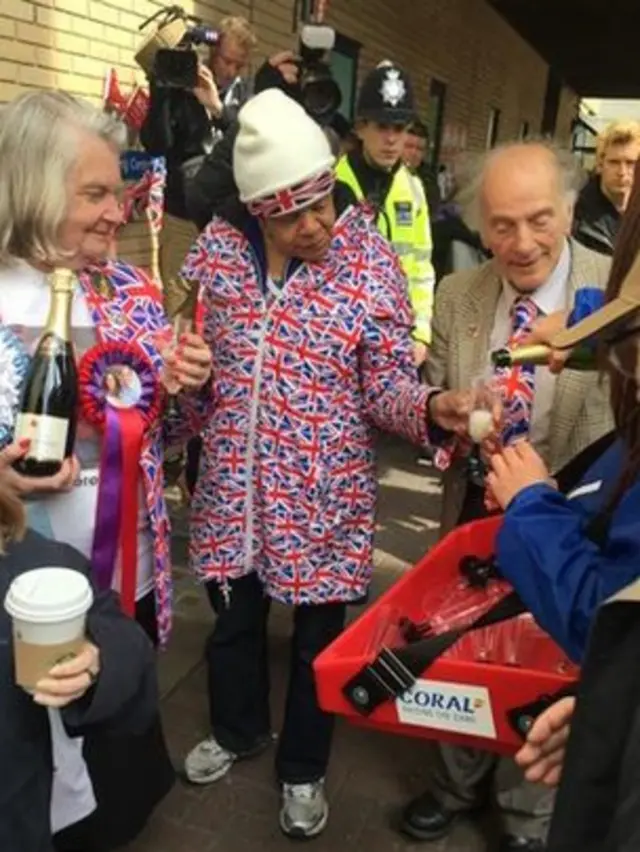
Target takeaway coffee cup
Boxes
[4,567,94,691]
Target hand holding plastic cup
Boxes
[469,374,501,444]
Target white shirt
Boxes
[0,263,155,600]
[489,241,571,460]
[49,709,96,833]
[0,263,156,833]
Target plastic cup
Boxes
[469,409,494,443]
[4,567,94,691]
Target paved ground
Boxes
[127,437,496,852]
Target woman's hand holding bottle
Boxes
[0,440,79,495]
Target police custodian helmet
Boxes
[355,61,415,125]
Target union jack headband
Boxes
[247,169,335,219]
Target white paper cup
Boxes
[4,567,94,690]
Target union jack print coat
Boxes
[79,261,214,645]
[75,261,214,644]
[181,204,434,605]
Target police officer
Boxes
[336,61,435,367]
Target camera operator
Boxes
[139,15,257,317]
[185,28,341,232]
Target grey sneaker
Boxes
[279,780,329,838]
[184,736,236,784]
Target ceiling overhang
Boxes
[486,0,640,97]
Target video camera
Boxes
[136,5,220,89]
[298,23,342,125]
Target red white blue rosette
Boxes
[78,340,161,616]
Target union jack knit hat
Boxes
[234,89,336,218]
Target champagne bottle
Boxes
[13,269,79,477]
[491,343,597,372]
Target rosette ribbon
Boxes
[78,341,161,616]
[567,287,605,351]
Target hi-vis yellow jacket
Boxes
[336,156,435,345]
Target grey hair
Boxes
[0,90,126,267]
[457,137,586,234]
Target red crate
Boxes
[314,517,577,755]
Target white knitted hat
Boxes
[233,89,335,212]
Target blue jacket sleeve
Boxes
[497,482,640,663]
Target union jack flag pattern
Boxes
[79,260,213,646]
[181,205,434,605]
[247,170,336,219]
[493,296,539,446]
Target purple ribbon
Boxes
[91,405,123,590]
[80,341,161,593]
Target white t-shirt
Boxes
[0,263,155,600]
[49,708,96,834]
[0,263,157,834]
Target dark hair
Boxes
[601,163,640,496]
[407,119,428,140]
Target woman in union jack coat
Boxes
[179,89,474,839]
[0,92,212,851]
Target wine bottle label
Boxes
[14,413,68,462]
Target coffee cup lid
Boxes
[4,567,94,624]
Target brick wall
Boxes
[327,0,553,150]
[0,1,257,105]
[556,85,580,146]
[1,0,577,152]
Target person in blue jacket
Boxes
[492,166,640,852]
[489,433,627,662]
[486,173,640,663]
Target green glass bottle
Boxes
[491,343,597,371]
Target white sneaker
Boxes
[184,736,236,785]
[279,780,329,838]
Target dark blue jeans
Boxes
[205,572,346,783]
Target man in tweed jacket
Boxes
[400,141,613,852]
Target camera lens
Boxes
[300,69,342,124]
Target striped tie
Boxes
[494,296,539,446]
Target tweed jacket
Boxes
[426,240,614,534]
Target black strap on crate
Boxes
[506,683,579,739]
[342,591,526,716]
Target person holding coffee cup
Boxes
[0,475,159,852]
[0,91,213,850]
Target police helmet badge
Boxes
[380,68,407,107]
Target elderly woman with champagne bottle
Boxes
[0,90,212,851]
